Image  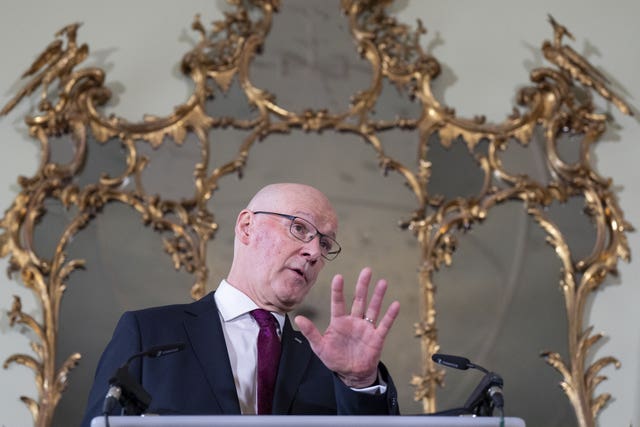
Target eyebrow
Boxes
[292,210,337,238]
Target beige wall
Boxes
[1,1,638,426]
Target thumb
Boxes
[294,315,323,350]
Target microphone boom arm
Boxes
[103,342,185,416]
[432,353,505,417]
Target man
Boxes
[81,183,401,426]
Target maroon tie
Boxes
[250,309,281,414]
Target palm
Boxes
[295,267,400,388]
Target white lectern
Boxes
[91,415,525,427]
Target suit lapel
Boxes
[272,315,313,414]
[183,293,241,414]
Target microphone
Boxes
[431,353,488,373]
[431,353,504,416]
[102,342,185,416]
[125,342,186,364]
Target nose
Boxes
[300,235,323,263]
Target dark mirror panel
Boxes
[554,130,584,166]
[250,0,372,113]
[48,133,75,166]
[378,127,421,173]
[544,195,599,264]
[426,133,486,200]
[30,198,78,262]
[204,76,259,123]
[206,128,252,176]
[371,78,422,122]
[75,135,129,189]
[496,125,553,187]
[54,201,195,427]
[136,134,202,200]
[434,201,576,426]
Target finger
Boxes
[375,300,401,339]
[294,315,323,352]
[364,278,387,323]
[330,274,346,318]
[350,267,372,318]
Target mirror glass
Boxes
[371,78,422,122]
[206,129,424,414]
[496,126,553,187]
[46,130,197,426]
[76,136,129,189]
[427,122,598,425]
[136,133,202,200]
[204,76,258,123]
[249,0,371,113]
[433,200,577,426]
[426,133,486,200]
[53,200,195,427]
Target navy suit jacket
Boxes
[81,292,399,426]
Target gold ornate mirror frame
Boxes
[0,1,633,426]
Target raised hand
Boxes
[294,267,400,388]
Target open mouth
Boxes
[290,267,304,277]
[286,266,307,283]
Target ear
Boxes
[235,209,252,245]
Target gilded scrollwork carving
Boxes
[0,1,633,426]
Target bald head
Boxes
[247,183,334,220]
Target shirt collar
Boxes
[215,279,285,331]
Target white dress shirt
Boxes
[214,279,386,414]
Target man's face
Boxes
[244,189,338,313]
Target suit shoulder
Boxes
[124,292,215,321]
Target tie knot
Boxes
[250,308,277,329]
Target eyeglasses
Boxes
[252,211,341,261]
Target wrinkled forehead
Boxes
[290,207,338,237]
[249,184,338,235]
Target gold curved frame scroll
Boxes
[0,1,633,426]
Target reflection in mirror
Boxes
[53,202,195,427]
[74,136,129,189]
[48,134,75,166]
[136,134,202,200]
[204,76,258,123]
[555,130,583,166]
[206,130,424,414]
[544,195,598,264]
[206,128,252,176]
[48,132,129,189]
[371,78,422,122]
[249,0,372,113]
[426,133,485,200]
[378,127,420,171]
[496,126,553,187]
[433,201,575,426]
[31,198,78,262]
